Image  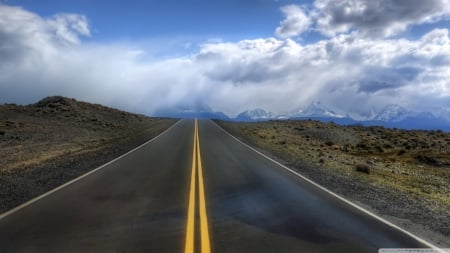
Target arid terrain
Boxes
[217,120,450,247]
[1,97,449,247]
[0,96,176,213]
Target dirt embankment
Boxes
[217,120,450,247]
[0,96,176,213]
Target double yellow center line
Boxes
[185,119,211,253]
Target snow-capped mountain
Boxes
[235,101,347,122]
[362,104,450,130]
[290,101,345,118]
[348,109,378,121]
[431,107,450,122]
[373,104,438,122]
[373,104,411,122]
[238,103,450,130]
[154,101,450,131]
[234,108,276,121]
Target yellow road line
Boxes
[184,120,197,253]
[196,120,211,253]
[184,119,211,253]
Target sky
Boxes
[1,0,450,117]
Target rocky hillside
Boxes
[0,96,176,212]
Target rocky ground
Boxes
[0,96,176,213]
[217,119,450,247]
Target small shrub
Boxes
[325,141,334,146]
[383,143,393,149]
[397,149,406,156]
[343,144,350,152]
[375,145,384,153]
[356,142,368,149]
[415,155,440,166]
[355,163,371,174]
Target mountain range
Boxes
[153,101,450,131]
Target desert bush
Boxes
[355,163,371,174]
[375,145,384,153]
[415,155,441,166]
[397,149,406,156]
[356,141,368,149]
[383,143,393,149]
[343,144,350,152]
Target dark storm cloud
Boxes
[314,0,450,37]
[357,66,423,93]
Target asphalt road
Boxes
[0,119,433,252]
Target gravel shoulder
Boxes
[217,120,450,247]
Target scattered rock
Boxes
[355,163,371,174]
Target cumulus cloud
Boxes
[313,0,450,37]
[275,5,311,38]
[1,3,450,117]
[196,30,450,114]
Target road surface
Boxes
[0,119,434,252]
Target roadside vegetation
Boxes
[0,96,176,213]
[218,119,450,246]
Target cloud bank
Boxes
[1,2,450,117]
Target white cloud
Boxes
[48,14,90,44]
[0,3,450,117]
[275,5,311,38]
